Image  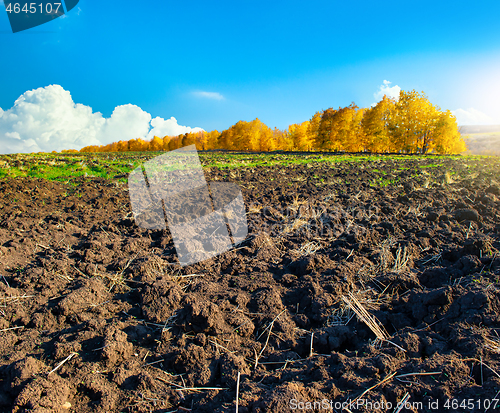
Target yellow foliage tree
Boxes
[272,127,293,151]
[162,136,171,150]
[387,90,441,153]
[150,136,164,151]
[361,95,396,152]
[219,119,275,151]
[77,89,466,155]
[306,112,321,151]
[219,122,239,150]
[204,130,221,150]
[432,110,467,154]
[168,136,182,151]
[345,107,366,152]
[288,121,313,151]
[128,138,148,152]
[315,108,337,150]
[117,140,129,152]
[316,103,361,151]
[257,121,276,151]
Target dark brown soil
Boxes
[1,155,500,412]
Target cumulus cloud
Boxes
[0,85,105,154]
[146,116,203,140]
[451,107,495,125]
[0,85,203,154]
[99,104,152,143]
[192,91,224,100]
[372,80,401,106]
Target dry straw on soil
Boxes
[341,291,389,342]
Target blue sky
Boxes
[1,0,500,153]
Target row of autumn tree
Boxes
[77,90,467,155]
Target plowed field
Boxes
[1,153,500,412]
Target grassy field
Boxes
[0,150,477,184]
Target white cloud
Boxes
[5,132,20,140]
[146,116,203,140]
[99,104,152,143]
[451,107,495,125]
[0,85,203,154]
[372,80,401,106]
[0,85,105,153]
[192,91,224,100]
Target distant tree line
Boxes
[76,89,467,155]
